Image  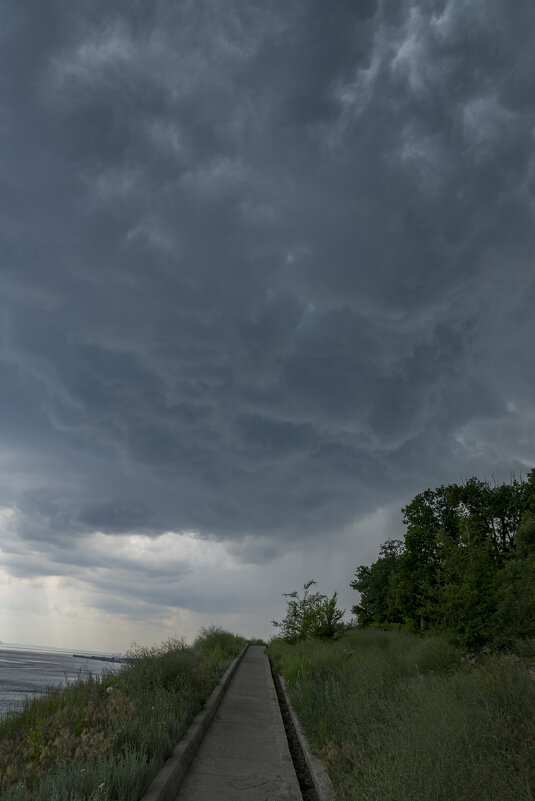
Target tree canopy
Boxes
[351,470,535,649]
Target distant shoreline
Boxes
[72,654,130,664]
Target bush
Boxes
[272,580,345,643]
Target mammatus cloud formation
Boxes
[1,0,534,648]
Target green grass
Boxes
[0,628,245,801]
[268,629,535,801]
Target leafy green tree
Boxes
[497,514,535,643]
[437,517,502,650]
[388,485,464,628]
[272,580,345,643]
[350,471,535,648]
[515,513,535,557]
[459,476,530,559]
[351,539,403,625]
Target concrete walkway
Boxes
[174,645,302,800]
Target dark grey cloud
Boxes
[1,0,535,620]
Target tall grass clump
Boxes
[0,627,245,801]
[268,628,535,801]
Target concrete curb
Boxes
[279,675,336,801]
[139,643,249,801]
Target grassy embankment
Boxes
[268,628,535,801]
[0,628,245,801]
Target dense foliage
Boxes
[267,629,535,801]
[351,470,535,649]
[272,580,345,643]
[0,628,245,801]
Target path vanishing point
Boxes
[174,645,302,800]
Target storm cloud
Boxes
[1,0,534,645]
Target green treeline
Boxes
[351,469,535,649]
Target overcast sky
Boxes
[1,0,534,651]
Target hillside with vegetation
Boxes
[268,629,535,801]
[268,470,535,801]
[0,629,244,801]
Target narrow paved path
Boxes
[174,645,302,800]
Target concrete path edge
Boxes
[279,674,337,801]
[139,643,249,801]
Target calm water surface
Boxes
[0,646,120,719]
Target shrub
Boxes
[272,580,345,643]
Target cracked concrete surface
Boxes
[174,645,302,800]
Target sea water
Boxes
[0,645,121,719]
